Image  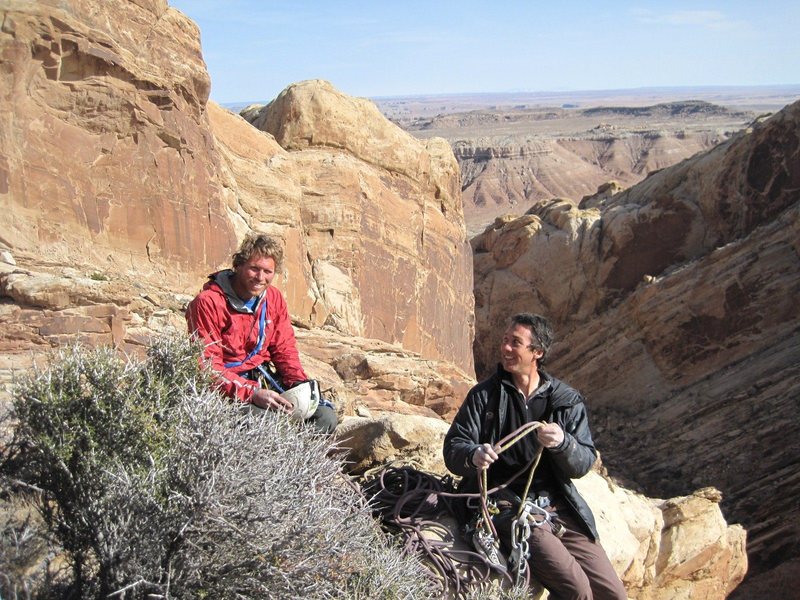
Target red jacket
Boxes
[186,271,307,402]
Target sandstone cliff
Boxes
[0,1,475,413]
[231,79,474,373]
[0,1,749,597]
[0,0,236,286]
[472,99,800,595]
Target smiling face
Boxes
[500,322,544,381]
[231,254,276,300]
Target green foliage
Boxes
[0,335,433,599]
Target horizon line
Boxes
[217,82,800,108]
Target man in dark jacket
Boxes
[186,233,337,434]
[443,313,625,599]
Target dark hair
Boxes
[232,233,283,270]
[510,313,554,365]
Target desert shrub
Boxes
[0,335,433,599]
[0,501,50,600]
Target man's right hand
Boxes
[471,443,499,469]
[252,389,294,414]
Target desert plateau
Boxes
[374,86,799,234]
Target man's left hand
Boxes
[537,422,565,448]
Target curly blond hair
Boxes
[232,233,283,270]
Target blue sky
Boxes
[169,0,800,104]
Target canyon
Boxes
[381,94,775,236]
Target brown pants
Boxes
[498,509,627,600]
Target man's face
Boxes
[500,323,543,377]
[232,255,276,300]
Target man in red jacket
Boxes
[186,233,337,433]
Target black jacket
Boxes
[443,367,600,540]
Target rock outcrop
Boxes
[472,98,800,592]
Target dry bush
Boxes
[0,503,50,599]
[0,335,433,599]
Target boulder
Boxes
[335,413,451,474]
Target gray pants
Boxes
[241,403,338,435]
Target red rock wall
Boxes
[0,0,236,287]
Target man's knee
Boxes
[534,566,592,600]
[240,402,337,435]
[308,405,337,434]
[239,402,267,417]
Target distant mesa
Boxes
[581,100,748,118]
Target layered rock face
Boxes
[473,99,800,592]
[0,3,475,417]
[457,130,728,235]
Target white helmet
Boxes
[281,379,321,421]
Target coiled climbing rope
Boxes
[360,421,548,598]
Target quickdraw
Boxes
[509,498,554,586]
